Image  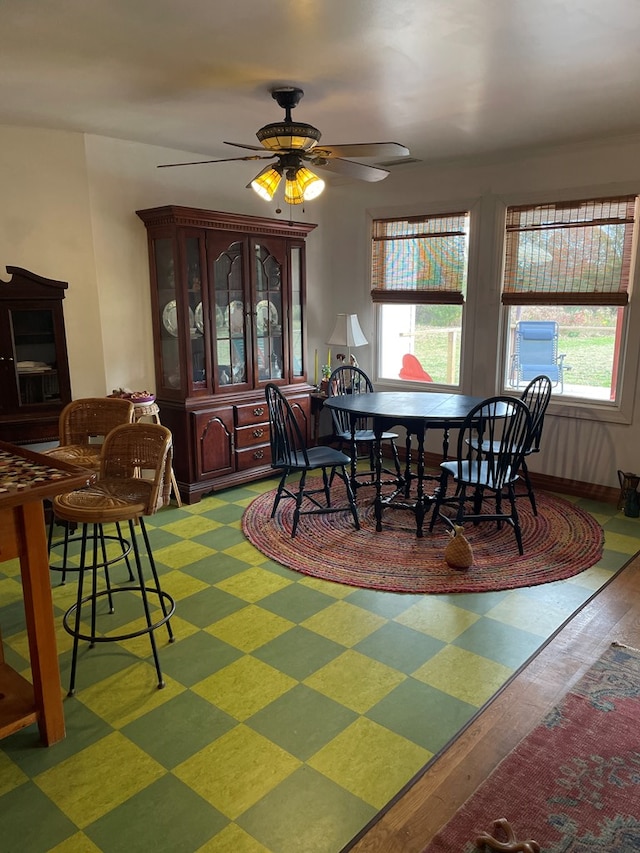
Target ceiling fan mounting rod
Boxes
[271,86,304,123]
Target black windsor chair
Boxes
[327,365,402,486]
[265,383,360,538]
[429,395,532,555]
[468,375,552,516]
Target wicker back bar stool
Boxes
[45,396,136,470]
[46,397,136,583]
[52,422,176,695]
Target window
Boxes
[372,211,470,386]
[502,195,638,401]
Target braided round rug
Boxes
[242,480,604,594]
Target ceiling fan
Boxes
[158,87,411,205]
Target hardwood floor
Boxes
[347,553,640,853]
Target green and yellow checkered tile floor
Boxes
[0,478,638,853]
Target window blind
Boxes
[371,212,469,304]
[502,195,637,306]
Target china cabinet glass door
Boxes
[253,240,284,383]
[290,245,304,378]
[11,307,62,405]
[185,236,206,390]
[210,237,249,389]
[153,237,181,393]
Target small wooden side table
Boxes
[133,402,182,506]
[309,392,328,445]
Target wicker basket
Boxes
[444,524,474,570]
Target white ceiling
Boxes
[2,0,640,176]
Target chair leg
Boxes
[455,484,468,525]
[404,433,413,497]
[429,472,449,532]
[292,471,308,538]
[520,459,537,515]
[115,521,135,581]
[333,465,360,531]
[96,524,116,616]
[67,523,89,697]
[390,439,403,485]
[271,471,289,518]
[321,467,331,506]
[127,519,165,689]
[507,484,524,555]
[138,517,175,644]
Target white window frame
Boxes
[496,187,640,425]
[369,200,481,391]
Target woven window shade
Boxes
[371,213,469,304]
[502,195,637,306]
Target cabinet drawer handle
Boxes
[252,428,264,438]
[253,449,265,460]
[253,406,265,417]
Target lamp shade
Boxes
[327,314,368,348]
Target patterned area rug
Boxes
[421,643,640,853]
[242,480,604,594]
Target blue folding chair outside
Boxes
[510,321,570,393]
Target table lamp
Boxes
[327,313,368,363]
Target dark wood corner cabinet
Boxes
[136,205,317,504]
[0,267,71,445]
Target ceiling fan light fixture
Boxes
[256,121,321,152]
[296,166,325,200]
[250,165,283,201]
[283,166,325,205]
[284,169,304,205]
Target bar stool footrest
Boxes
[63,587,175,644]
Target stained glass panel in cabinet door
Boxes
[185,236,206,387]
[154,238,182,392]
[11,308,61,405]
[213,241,248,387]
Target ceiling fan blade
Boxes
[310,157,390,182]
[223,141,265,151]
[158,154,270,168]
[314,142,410,159]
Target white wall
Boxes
[1,124,639,489]
[0,126,106,397]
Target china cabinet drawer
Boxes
[236,444,271,471]
[235,422,270,449]
[235,401,268,427]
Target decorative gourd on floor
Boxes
[444,524,474,569]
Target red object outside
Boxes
[399,353,433,382]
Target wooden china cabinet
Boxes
[0,267,72,444]
[136,205,316,504]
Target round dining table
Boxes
[324,391,505,536]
